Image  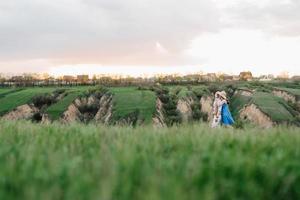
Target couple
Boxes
[211,91,234,128]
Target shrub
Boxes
[234,119,245,129]
[32,113,42,122]
[137,86,149,90]
[159,94,170,104]
[81,86,108,98]
[192,88,210,99]
[224,84,237,98]
[173,87,182,96]
[78,104,99,115]
[52,89,66,97]
[32,95,56,109]
[191,101,203,121]
[154,86,181,126]
[113,109,140,126]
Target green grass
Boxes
[0,121,299,200]
[270,82,300,89]
[230,93,252,118]
[0,86,156,122]
[0,84,298,125]
[46,87,91,120]
[177,89,188,98]
[0,88,24,98]
[230,91,296,123]
[168,85,208,98]
[276,87,300,97]
[46,91,83,119]
[0,88,56,115]
[0,88,13,95]
[252,92,294,122]
[168,86,189,98]
[110,87,156,123]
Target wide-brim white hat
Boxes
[219,91,227,100]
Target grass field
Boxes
[276,87,300,97]
[168,86,190,98]
[46,87,91,120]
[0,88,56,115]
[230,90,297,124]
[0,121,299,200]
[110,87,156,123]
[168,85,208,98]
[0,86,157,122]
[252,92,294,122]
[230,93,252,118]
[0,84,299,125]
[0,88,14,95]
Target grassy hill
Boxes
[0,83,299,125]
[230,90,297,124]
[168,85,208,99]
[276,87,300,99]
[0,88,23,98]
[0,121,299,200]
[0,88,14,95]
[45,87,92,120]
[0,88,56,115]
[0,86,157,123]
[230,93,252,118]
[110,87,156,124]
[252,92,295,123]
[280,88,300,96]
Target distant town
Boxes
[0,71,299,87]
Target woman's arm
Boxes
[212,100,218,115]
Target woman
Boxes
[218,91,234,126]
[211,91,222,128]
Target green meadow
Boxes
[46,87,92,120]
[110,87,156,124]
[0,88,56,115]
[252,92,295,122]
[0,82,299,200]
[0,83,299,126]
[0,121,299,200]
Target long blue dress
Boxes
[221,103,234,125]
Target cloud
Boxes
[1,0,300,75]
[221,0,300,36]
[0,0,220,67]
[155,42,169,55]
[184,29,300,75]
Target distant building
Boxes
[11,76,24,82]
[232,75,240,81]
[259,75,272,82]
[267,74,274,79]
[63,75,75,82]
[222,74,234,81]
[239,71,253,81]
[201,73,217,82]
[183,74,200,82]
[277,71,289,80]
[77,75,89,83]
[291,76,300,81]
[46,77,57,85]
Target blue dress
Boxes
[221,103,234,125]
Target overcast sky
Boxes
[0,0,300,76]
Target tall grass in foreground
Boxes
[0,121,299,200]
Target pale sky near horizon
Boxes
[0,0,300,76]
